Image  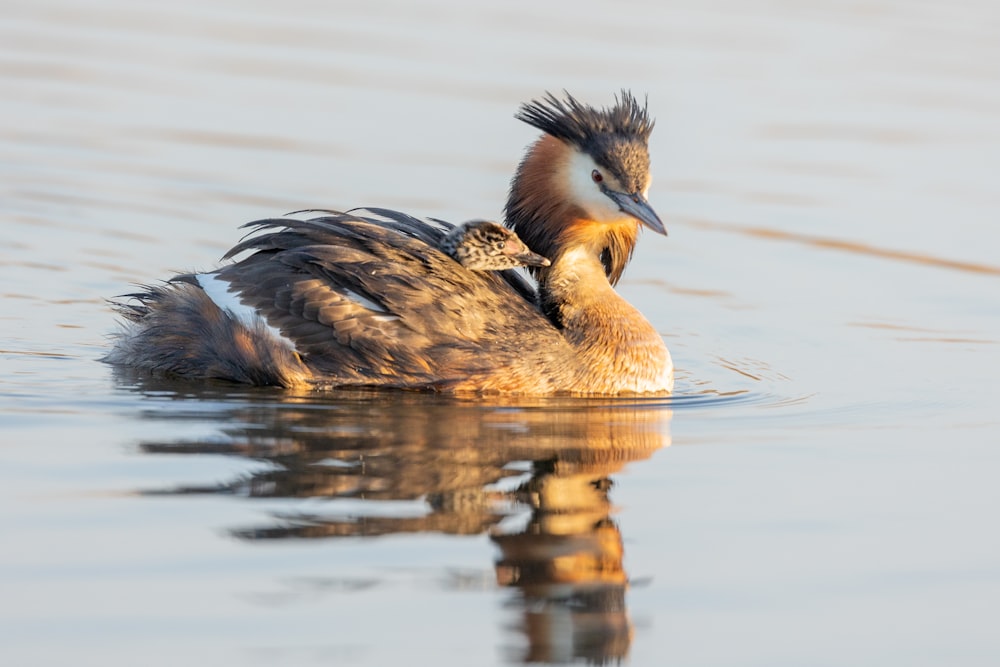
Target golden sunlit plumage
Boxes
[106,91,673,394]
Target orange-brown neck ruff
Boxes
[505,136,639,286]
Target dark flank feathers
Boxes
[107,211,578,392]
[106,282,311,386]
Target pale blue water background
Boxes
[2,0,999,664]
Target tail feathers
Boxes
[104,282,311,387]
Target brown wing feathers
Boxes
[215,213,561,389]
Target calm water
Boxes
[3,0,999,664]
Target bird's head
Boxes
[442,219,550,271]
[505,91,665,284]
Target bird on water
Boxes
[106,91,673,395]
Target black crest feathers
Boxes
[515,90,654,148]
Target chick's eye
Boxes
[591,169,603,183]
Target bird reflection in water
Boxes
[133,384,671,664]
[494,459,633,664]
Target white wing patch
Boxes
[195,273,296,351]
[343,288,388,313]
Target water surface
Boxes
[2,0,999,665]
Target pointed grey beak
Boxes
[604,189,667,235]
[508,245,551,267]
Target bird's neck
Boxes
[505,135,672,392]
[539,245,672,394]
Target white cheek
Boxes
[566,151,625,222]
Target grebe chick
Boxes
[106,91,673,395]
[440,219,550,271]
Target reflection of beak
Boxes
[509,246,551,267]
[604,189,667,235]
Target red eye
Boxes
[591,170,603,183]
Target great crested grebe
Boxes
[106,91,673,394]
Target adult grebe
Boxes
[106,91,673,394]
